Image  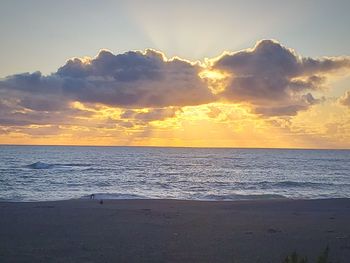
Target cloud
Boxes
[207,106,222,118]
[0,39,349,138]
[1,49,213,109]
[0,96,91,127]
[0,49,214,135]
[339,91,350,107]
[212,39,350,116]
[254,93,324,116]
[121,107,179,122]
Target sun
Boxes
[199,69,227,80]
[199,69,229,94]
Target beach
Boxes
[1,198,350,263]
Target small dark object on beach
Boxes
[99,200,103,205]
[90,194,95,200]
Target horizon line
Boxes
[0,144,349,151]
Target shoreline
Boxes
[1,198,350,262]
[1,196,350,203]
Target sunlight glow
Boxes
[199,69,229,94]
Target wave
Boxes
[81,193,146,200]
[230,180,336,189]
[265,180,344,188]
[25,162,92,170]
[25,161,54,169]
[201,181,337,191]
[80,193,287,201]
[200,193,287,201]
[58,163,93,167]
[271,181,328,188]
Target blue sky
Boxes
[1,0,350,77]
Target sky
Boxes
[0,0,350,148]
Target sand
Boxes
[1,198,350,263]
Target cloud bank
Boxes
[0,40,349,131]
[212,39,349,115]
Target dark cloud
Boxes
[254,105,308,116]
[255,92,324,117]
[1,49,213,109]
[213,39,350,116]
[339,91,350,107]
[19,96,69,112]
[0,118,32,126]
[0,97,91,127]
[0,49,213,132]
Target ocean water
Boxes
[0,145,349,202]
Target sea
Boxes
[0,145,349,202]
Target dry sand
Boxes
[1,198,350,263]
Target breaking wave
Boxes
[25,162,54,169]
[25,162,92,170]
[81,193,146,200]
[200,193,287,201]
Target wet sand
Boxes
[1,198,350,263]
